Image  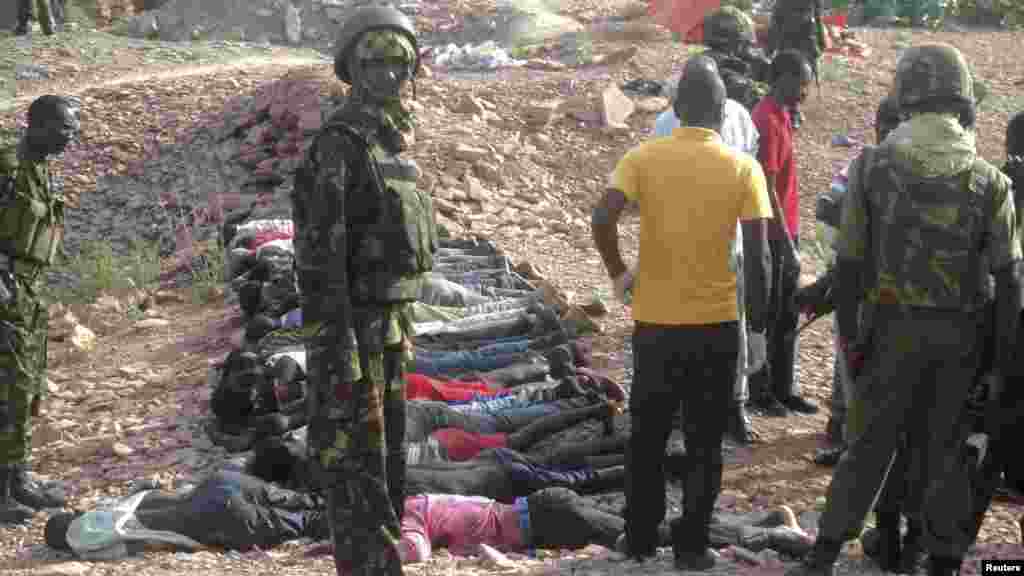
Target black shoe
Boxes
[14,23,31,36]
[783,538,842,576]
[767,526,815,557]
[756,396,790,417]
[674,547,718,571]
[781,395,820,414]
[813,445,845,467]
[9,464,67,510]
[0,466,36,526]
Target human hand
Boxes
[612,270,634,305]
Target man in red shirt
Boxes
[750,49,818,416]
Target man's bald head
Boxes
[673,55,726,131]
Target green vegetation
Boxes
[44,237,162,305]
[187,238,226,305]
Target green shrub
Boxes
[944,0,1024,28]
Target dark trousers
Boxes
[16,0,32,22]
[964,312,1024,542]
[528,487,625,550]
[624,321,738,557]
[764,235,801,400]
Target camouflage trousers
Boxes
[307,304,411,576]
[817,306,979,558]
[0,274,46,466]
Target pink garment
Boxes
[404,373,506,402]
[251,229,294,248]
[399,495,523,563]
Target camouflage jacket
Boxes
[1,132,63,269]
[836,114,1022,310]
[769,0,826,59]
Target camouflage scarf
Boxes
[882,112,976,178]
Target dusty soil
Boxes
[2,9,1024,576]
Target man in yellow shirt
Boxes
[591,55,773,571]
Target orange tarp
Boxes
[648,0,722,42]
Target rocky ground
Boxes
[3,2,1024,575]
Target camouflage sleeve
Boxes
[0,173,11,206]
[835,151,870,262]
[985,171,1023,273]
[292,129,355,324]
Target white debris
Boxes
[429,41,526,71]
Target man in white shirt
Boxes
[653,71,770,445]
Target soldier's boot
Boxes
[899,518,926,574]
[783,538,842,576]
[14,0,33,36]
[36,0,57,35]
[0,466,35,526]
[9,463,67,510]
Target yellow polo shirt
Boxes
[611,127,772,325]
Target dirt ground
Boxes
[3,5,1024,575]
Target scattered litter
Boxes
[429,41,526,71]
[831,134,860,147]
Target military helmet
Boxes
[703,6,756,49]
[333,3,419,84]
[892,43,974,109]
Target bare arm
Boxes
[740,219,772,332]
[591,188,632,279]
[764,173,800,267]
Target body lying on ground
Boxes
[43,471,813,561]
[210,343,621,448]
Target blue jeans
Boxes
[451,398,562,433]
[416,338,531,358]
[412,349,534,377]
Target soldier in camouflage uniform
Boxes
[701,6,772,112]
[769,0,825,81]
[787,44,1023,576]
[768,0,825,128]
[1,95,78,525]
[291,4,436,575]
